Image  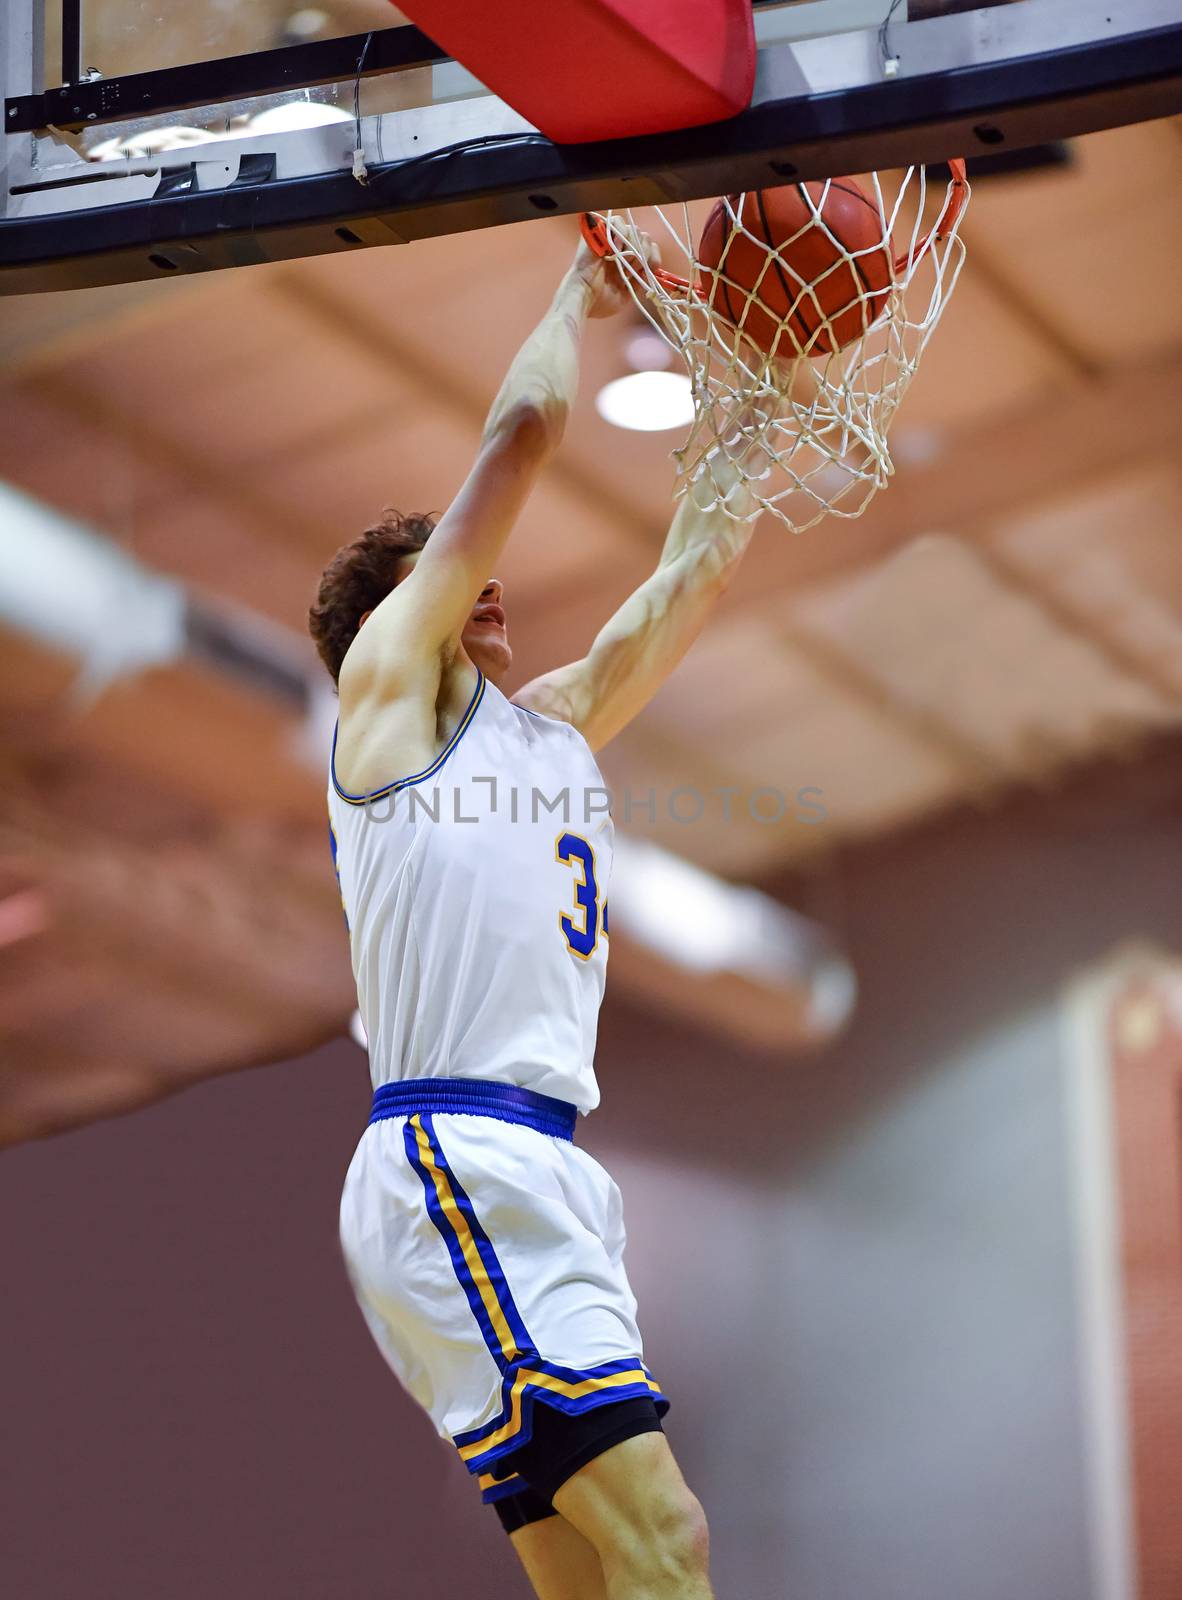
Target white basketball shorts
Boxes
[338,1078,669,1504]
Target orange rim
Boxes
[581,161,968,295]
[893,157,968,275]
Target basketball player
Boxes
[309,231,756,1600]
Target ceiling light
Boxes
[891,426,943,467]
[0,482,185,685]
[595,371,695,432]
[623,326,674,372]
[610,835,855,1001]
[283,9,331,43]
[246,100,354,133]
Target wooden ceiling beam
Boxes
[722,349,1182,607]
[968,537,1182,708]
[270,267,666,561]
[965,233,1105,385]
[0,276,217,384]
[780,618,1010,793]
[20,367,333,559]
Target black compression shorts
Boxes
[491,1395,665,1535]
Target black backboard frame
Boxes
[3,0,1181,296]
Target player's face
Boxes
[392,554,512,681]
[460,576,512,681]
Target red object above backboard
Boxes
[394,0,756,143]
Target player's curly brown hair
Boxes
[308,509,436,684]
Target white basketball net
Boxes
[587,164,969,531]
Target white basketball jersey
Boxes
[327,670,612,1114]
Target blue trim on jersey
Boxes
[371,1077,578,1141]
[403,1112,538,1370]
[326,816,349,932]
[330,668,485,805]
[512,699,566,726]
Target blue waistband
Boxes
[368,1078,578,1142]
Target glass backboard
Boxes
[2,0,1180,293]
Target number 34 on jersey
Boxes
[556,830,609,960]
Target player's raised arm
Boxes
[513,435,761,751]
[337,239,623,710]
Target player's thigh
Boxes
[510,1513,606,1600]
[551,1431,709,1566]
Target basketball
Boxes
[697,180,894,358]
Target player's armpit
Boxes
[514,492,758,751]
[511,659,587,728]
[512,553,720,751]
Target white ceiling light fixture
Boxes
[623,326,674,372]
[0,482,185,694]
[595,370,696,433]
[596,313,691,432]
[609,834,857,1036]
[246,100,354,133]
[283,9,332,42]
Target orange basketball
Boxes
[697,180,893,358]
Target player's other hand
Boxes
[572,220,660,319]
[572,243,629,320]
